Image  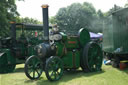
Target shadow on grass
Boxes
[117,68,128,74]
[104,64,128,74]
[13,67,24,73]
[0,67,24,74]
[24,77,43,83]
[33,70,105,85]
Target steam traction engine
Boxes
[0,23,44,73]
[24,5,103,81]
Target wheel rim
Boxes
[25,56,43,80]
[84,42,103,72]
[45,56,63,81]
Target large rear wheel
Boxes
[81,42,103,72]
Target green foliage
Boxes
[16,17,42,24]
[55,2,104,34]
[125,3,128,7]
[105,5,122,16]
[55,3,125,34]
[49,16,57,25]
[0,0,41,37]
[0,0,19,37]
[91,10,105,33]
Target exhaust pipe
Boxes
[10,22,16,46]
[42,5,49,43]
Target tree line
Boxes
[0,0,41,37]
[0,1,128,37]
[51,2,127,34]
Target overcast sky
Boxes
[16,0,127,21]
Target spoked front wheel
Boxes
[24,55,43,80]
[45,56,64,81]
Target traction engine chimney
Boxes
[42,5,49,43]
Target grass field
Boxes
[0,64,128,85]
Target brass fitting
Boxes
[41,5,49,8]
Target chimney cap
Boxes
[10,21,15,24]
[41,4,49,8]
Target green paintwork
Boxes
[27,46,36,56]
[55,28,101,70]
[56,42,65,57]
[78,28,90,47]
[0,49,16,73]
[103,8,128,54]
[65,36,79,49]
[60,32,67,41]
[55,34,80,68]
[62,50,80,68]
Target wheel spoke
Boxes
[54,72,57,79]
[48,64,54,71]
[28,68,33,74]
[33,70,35,78]
[50,71,54,77]
[56,61,60,67]
[56,70,60,75]
[35,69,40,76]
